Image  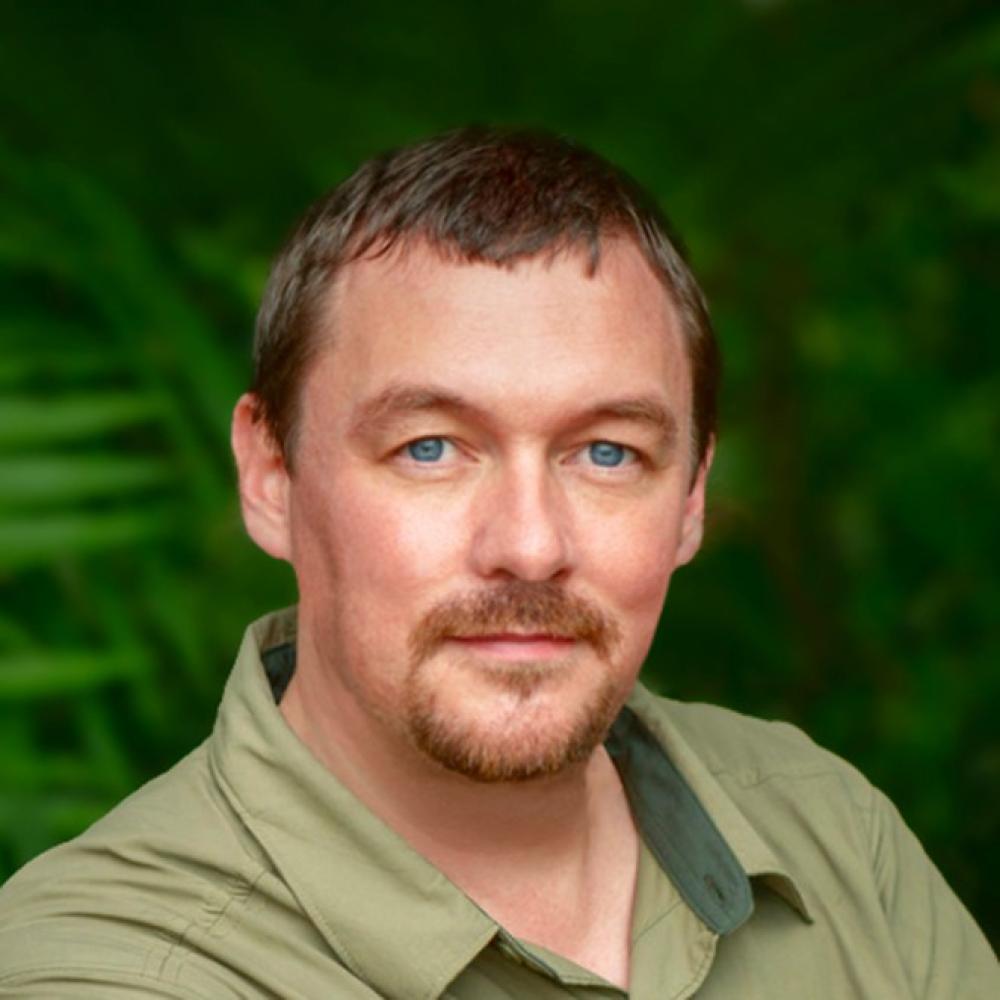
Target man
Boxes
[0,128,994,998]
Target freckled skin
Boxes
[267,238,709,778]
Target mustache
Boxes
[408,581,622,665]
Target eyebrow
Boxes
[349,382,678,448]
[349,384,485,437]
[586,397,678,446]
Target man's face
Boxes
[280,238,709,782]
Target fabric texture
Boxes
[0,608,995,999]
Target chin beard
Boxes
[403,663,625,783]
[401,580,628,782]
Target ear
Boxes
[231,393,292,562]
[675,438,715,567]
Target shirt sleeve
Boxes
[866,785,999,998]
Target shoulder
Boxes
[635,686,873,797]
[0,743,272,996]
[630,686,849,764]
[2,740,264,894]
[633,692,1000,996]
[629,688,973,924]
[628,685,886,873]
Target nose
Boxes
[469,456,574,583]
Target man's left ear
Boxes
[676,438,714,567]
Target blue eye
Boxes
[406,437,448,462]
[588,441,631,467]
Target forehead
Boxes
[305,238,691,435]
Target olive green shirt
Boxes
[0,609,995,998]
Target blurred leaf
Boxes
[0,651,137,700]
[0,395,161,446]
[0,455,170,505]
[0,511,168,569]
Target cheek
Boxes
[603,538,675,622]
[584,495,683,598]
[304,483,467,601]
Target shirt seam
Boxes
[246,814,369,981]
[709,763,874,810]
[632,895,685,944]
[0,963,215,1000]
[145,864,270,989]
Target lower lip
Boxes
[449,635,577,660]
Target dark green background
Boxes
[2,0,998,947]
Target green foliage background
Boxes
[2,0,998,946]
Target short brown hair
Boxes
[252,127,719,471]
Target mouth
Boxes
[448,633,578,660]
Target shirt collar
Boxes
[624,683,814,925]
[210,609,810,1000]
